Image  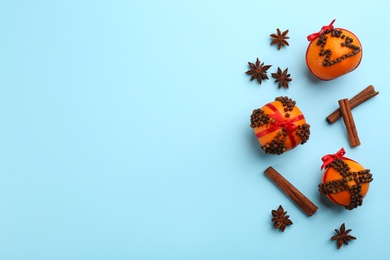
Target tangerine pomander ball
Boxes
[250,96,310,155]
[306,20,362,80]
[318,149,373,210]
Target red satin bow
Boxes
[268,113,298,133]
[321,147,349,170]
[307,19,336,42]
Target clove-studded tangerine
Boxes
[318,148,373,210]
[306,20,362,80]
[250,96,310,155]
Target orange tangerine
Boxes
[319,157,373,210]
[306,27,362,80]
[250,96,310,155]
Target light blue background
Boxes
[0,0,389,259]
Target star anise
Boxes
[270,29,290,50]
[331,223,357,249]
[271,67,292,89]
[271,205,293,232]
[245,58,272,84]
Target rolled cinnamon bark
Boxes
[326,85,379,124]
[264,166,318,216]
[338,98,360,147]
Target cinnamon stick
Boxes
[264,166,318,216]
[326,85,379,124]
[338,98,360,147]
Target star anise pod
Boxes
[270,29,290,50]
[271,205,293,232]
[331,223,357,249]
[271,67,292,89]
[245,58,272,85]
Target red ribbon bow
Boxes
[321,147,349,170]
[307,19,336,42]
[268,113,298,133]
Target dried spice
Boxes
[296,124,311,144]
[245,58,272,84]
[318,158,373,210]
[339,98,360,147]
[261,130,287,155]
[270,29,290,50]
[275,96,295,116]
[316,29,361,67]
[265,167,318,216]
[271,205,293,232]
[272,67,292,89]
[326,85,379,124]
[250,108,270,128]
[331,223,356,249]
